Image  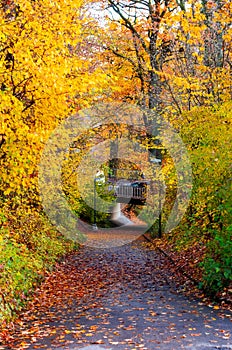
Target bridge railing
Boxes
[107,179,149,203]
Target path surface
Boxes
[1,235,232,350]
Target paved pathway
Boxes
[2,236,232,350]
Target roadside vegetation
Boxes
[0,0,231,323]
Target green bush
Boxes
[67,182,116,228]
[0,209,76,323]
[161,103,232,296]
[200,226,232,295]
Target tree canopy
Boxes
[0,0,231,322]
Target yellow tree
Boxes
[94,0,231,117]
[161,0,232,116]
[103,0,177,115]
[0,0,114,208]
[0,0,120,321]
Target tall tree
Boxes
[104,0,175,119]
[98,0,231,117]
[0,0,113,205]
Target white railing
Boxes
[115,184,147,199]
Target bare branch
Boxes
[108,0,149,54]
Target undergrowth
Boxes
[0,206,77,324]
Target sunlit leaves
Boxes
[0,0,111,323]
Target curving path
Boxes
[1,234,231,350]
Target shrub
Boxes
[0,208,76,323]
[200,226,232,295]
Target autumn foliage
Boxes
[0,0,114,321]
[0,0,232,322]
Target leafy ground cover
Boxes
[144,236,232,312]
[0,236,231,350]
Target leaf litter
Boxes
[0,235,231,349]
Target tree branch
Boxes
[108,0,149,54]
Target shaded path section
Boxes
[1,237,231,350]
